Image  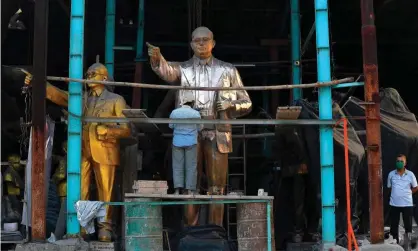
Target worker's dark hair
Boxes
[183,101,194,107]
[397,154,407,159]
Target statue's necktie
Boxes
[197,62,211,105]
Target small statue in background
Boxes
[3,154,24,223]
[52,141,68,203]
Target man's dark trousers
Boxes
[390,206,413,242]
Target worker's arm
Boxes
[411,173,418,193]
[168,110,175,129]
[105,98,131,139]
[195,110,203,131]
[387,173,392,193]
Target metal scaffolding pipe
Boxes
[135,0,145,61]
[31,0,49,240]
[291,0,302,100]
[67,0,85,236]
[81,117,335,125]
[132,0,145,108]
[314,0,336,248]
[46,76,354,91]
[360,0,384,244]
[105,0,116,77]
[137,132,276,139]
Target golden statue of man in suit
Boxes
[147,26,252,226]
[24,62,130,241]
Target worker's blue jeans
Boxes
[172,144,198,190]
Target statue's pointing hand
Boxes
[146,42,161,66]
[21,69,32,86]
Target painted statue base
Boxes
[90,241,119,251]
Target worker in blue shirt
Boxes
[387,154,418,243]
[169,92,202,195]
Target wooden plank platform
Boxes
[124,193,273,200]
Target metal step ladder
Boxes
[226,125,247,240]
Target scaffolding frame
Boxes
[62,0,368,249]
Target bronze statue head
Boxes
[190,26,216,59]
[7,154,22,171]
[85,62,109,89]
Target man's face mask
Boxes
[396,160,405,169]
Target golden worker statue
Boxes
[52,141,68,203]
[3,155,24,223]
[4,154,24,197]
[23,62,130,242]
[147,26,252,226]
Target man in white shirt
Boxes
[387,154,418,243]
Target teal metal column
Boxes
[136,0,145,61]
[67,0,85,235]
[314,0,336,248]
[105,0,116,76]
[132,0,145,108]
[291,0,302,101]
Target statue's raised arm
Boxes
[147,42,180,83]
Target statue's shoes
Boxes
[98,228,112,242]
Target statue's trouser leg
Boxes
[183,139,228,226]
[205,140,228,226]
[306,177,320,235]
[81,158,92,236]
[54,197,67,240]
[81,158,116,241]
[293,174,306,233]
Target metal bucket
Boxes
[237,202,275,251]
[124,198,163,251]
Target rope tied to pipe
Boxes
[46,76,354,91]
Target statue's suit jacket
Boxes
[46,84,130,165]
[152,56,252,153]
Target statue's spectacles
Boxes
[192,37,212,44]
[85,72,106,79]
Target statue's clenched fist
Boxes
[146,42,161,66]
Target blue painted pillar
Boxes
[136,0,145,61]
[291,0,302,101]
[105,0,116,76]
[314,0,336,248]
[132,0,145,108]
[67,0,85,235]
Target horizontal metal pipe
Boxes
[81,117,335,125]
[106,200,272,206]
[332,81,364,89]
[125,193,273,200]
[47,76,353,91]
[137,132,276,139]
